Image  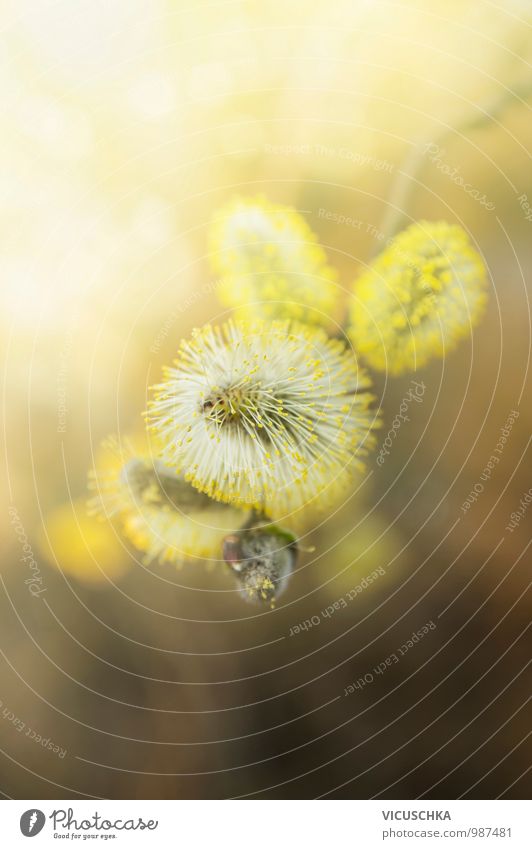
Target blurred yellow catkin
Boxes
[39,499,130,584]
[88,437,247,565]
[209,196,341,329]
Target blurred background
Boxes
[0,0,530,799]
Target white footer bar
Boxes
[1,800,529,848]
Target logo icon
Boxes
[20,810,46,837]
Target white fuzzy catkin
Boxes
[148,319,378,524]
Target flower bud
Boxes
[223,523,297,605]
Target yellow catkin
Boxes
[349,221,488,374]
